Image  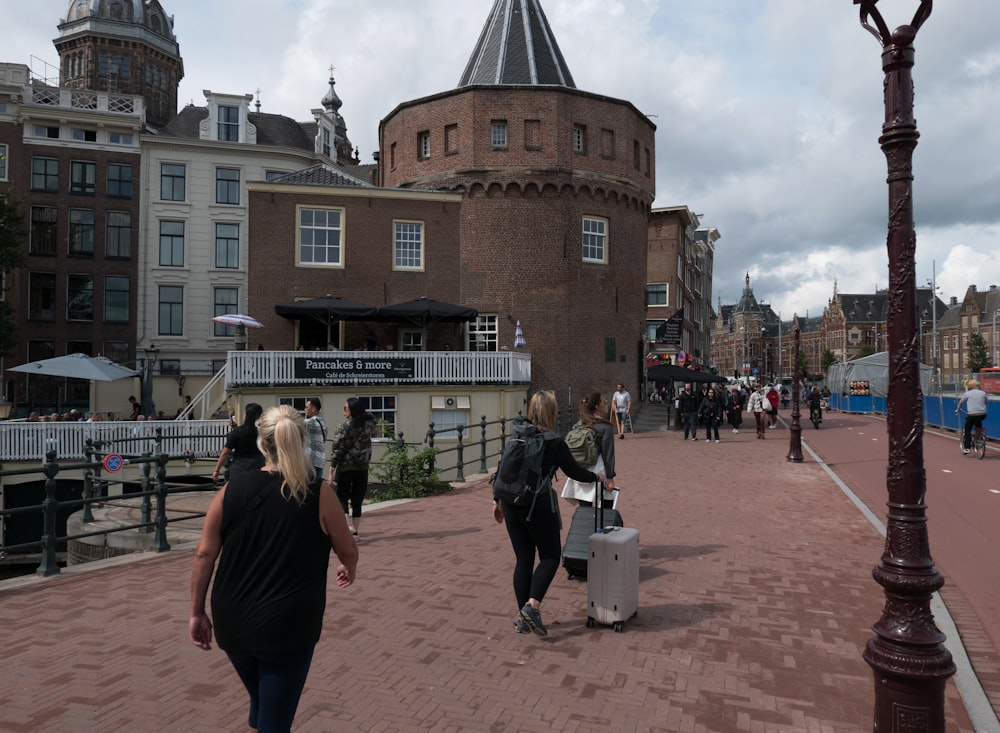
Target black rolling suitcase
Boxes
[562,488,622,580]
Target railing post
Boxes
[138,450,153,533]
[151,453,171,552]
[426,423,436,474]
[36,449,61,576]
[479,415,488,474]
[395,432,405,488]
[499,416,508,453]
[82,439,97,523]
[454,425,465,483]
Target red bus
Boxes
[979,367,1000,395]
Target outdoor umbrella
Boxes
[514,320,527,348]
[275,296,379,343]
[7,353,138,381]
[211,313,265,329]
[646,364,720,385]
[377,297,479,349]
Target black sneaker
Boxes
[519,602,548,636]
[513,618,530,634]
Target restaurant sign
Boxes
[294,356,416,382]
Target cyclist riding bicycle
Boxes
[807,386,823,424]
[956,378,988,455]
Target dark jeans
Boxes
[336,468,369,518]
[501,491,561,609]
[963,414,985,450]
[704,418,720,441]
[682,412,698,438]
[226,646,315,733]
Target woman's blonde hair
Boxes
[255,404,314,504]
[967,379,980,389]
[527,390,558,433]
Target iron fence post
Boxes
[140,451,153,533]
[479,415,488,474]
[36,449,61,576]
[455,425,465,483]
[82,440,96,523]
[151,453,171,552]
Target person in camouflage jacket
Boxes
[328,398,378,540]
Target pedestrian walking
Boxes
[698,387,723,442]
[747,386,769,439]
[678,382,699,441]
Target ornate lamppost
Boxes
[854,2,955,730]
[786,326,803,462]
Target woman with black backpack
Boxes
[492,390,603,636]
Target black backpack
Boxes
[491,418,556,520]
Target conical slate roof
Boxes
[458,0,575,88]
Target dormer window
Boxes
[218,105,239,142]
[322,128,332,157]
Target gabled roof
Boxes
[458,0,575,88]
[269,163,372,188]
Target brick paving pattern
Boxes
[0,425,981,732]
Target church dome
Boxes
[64,0,177,41]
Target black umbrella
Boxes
[646,364,720,385]
[274,296,379,343]
[376,297,478,348]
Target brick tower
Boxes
[380,0,655,399]
[54,0,183,129]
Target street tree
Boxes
[966,333,990,373]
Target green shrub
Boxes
[369,442,450,500]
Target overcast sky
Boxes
[10,0,1000,320]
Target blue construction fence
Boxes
[828,393,998,436]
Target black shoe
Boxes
[513,618,530,634]
[519,603,548,636]
[619,434,624,440]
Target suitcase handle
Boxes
[593,483,620,533]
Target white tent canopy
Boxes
[827,351,933,397]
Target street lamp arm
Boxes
[854,1,932,46]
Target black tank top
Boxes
[211,471,331,654]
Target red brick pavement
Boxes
[0,425,982,732]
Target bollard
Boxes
[454,425,465,483]
[426,423,436,474]
[139,451,153,533]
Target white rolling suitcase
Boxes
[585,503,639,632]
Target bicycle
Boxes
[971,425,987,460]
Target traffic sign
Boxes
[102,454,124,472]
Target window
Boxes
[215,223,239,268]
[104,276,129,322]
[106,211,131,257]
[600,128,615,158]
[431,408,471,437]
[322,127,332,157]
[491,121,507,148]
[952,335,958,350]
[158,285,184,335]
[468,315,498,352]
[298,207,343,266]
[71,129,97,142]
[360,395,396,438]
[108,131,133,145]
[211,359,227,375]
[524,119,540,150]
[444,124,458,154]
[103,341,130,365]
[31,157,59,192]
[215,167,240,204]
[69,209,95,255]
[70,161,97,195]
[214,287,239,336]
[0,143,7,180]
[582,217,607,263]
[30,206,58,255]
[217,105,239,142]
[29,273,56,320]
[418,131,430,159]
[107,163,132,197]
[265,170,286,181]
[159,359,181,376]
[67,274,94,321]
[633,140,640,170]
[390,142,396,169]
[159,220,184,266]
[573,125,586,153]
[160,163,185,201]
[401,330,423,351]
[34,126,59,139]
[646,283,667,306]
[393,221,423,270]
